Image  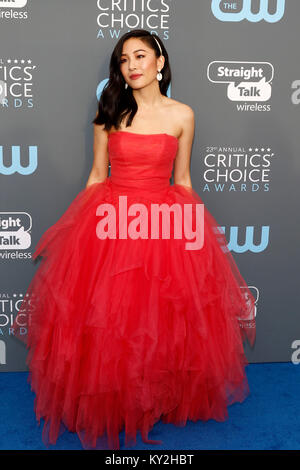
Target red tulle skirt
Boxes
[13,177,256,449]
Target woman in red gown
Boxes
[13,29,256,450]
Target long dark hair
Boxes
[92,29,171,131]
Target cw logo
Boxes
[211,0,285,23]
[0,146,38,175]
[220,225,269,253]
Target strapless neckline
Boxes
[108,130,178,143]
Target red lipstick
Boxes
[130,74,142,80]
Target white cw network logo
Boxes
[211,0,286,23]
[0,1,27,7]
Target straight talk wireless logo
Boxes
[0,1,28,20]
[0,0,27,5]
[0,212,32,258]
[207,61,274,111]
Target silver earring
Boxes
[156,70,162,81]
[125,82,128,89]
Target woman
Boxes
[14,29,256,450]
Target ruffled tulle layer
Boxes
[13,177,256,449]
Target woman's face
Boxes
[119,37,164,89]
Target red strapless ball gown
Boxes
[13,131,256,450]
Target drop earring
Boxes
[125,82,128,89]
[156,70,162,81]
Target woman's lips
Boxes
[130,74,142,80]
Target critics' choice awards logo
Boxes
[0,290,33,342]
[211,0,285,23]
[207,61,273,110]
[0,291,33,366]
[202,145,275,192]
[0,59,36,108]
[0,212,32,254]
[0,145,38,174]
[96,0,173,39]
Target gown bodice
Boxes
[108,131,179,190]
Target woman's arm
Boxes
[86,120,110,189]
[173,105,195,189]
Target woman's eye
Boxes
[120,55,144,64]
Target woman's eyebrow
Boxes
[121,49,147,56]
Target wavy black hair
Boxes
[92,29,171,131]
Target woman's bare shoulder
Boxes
[163,96,194,114]
[163,97,194,136]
